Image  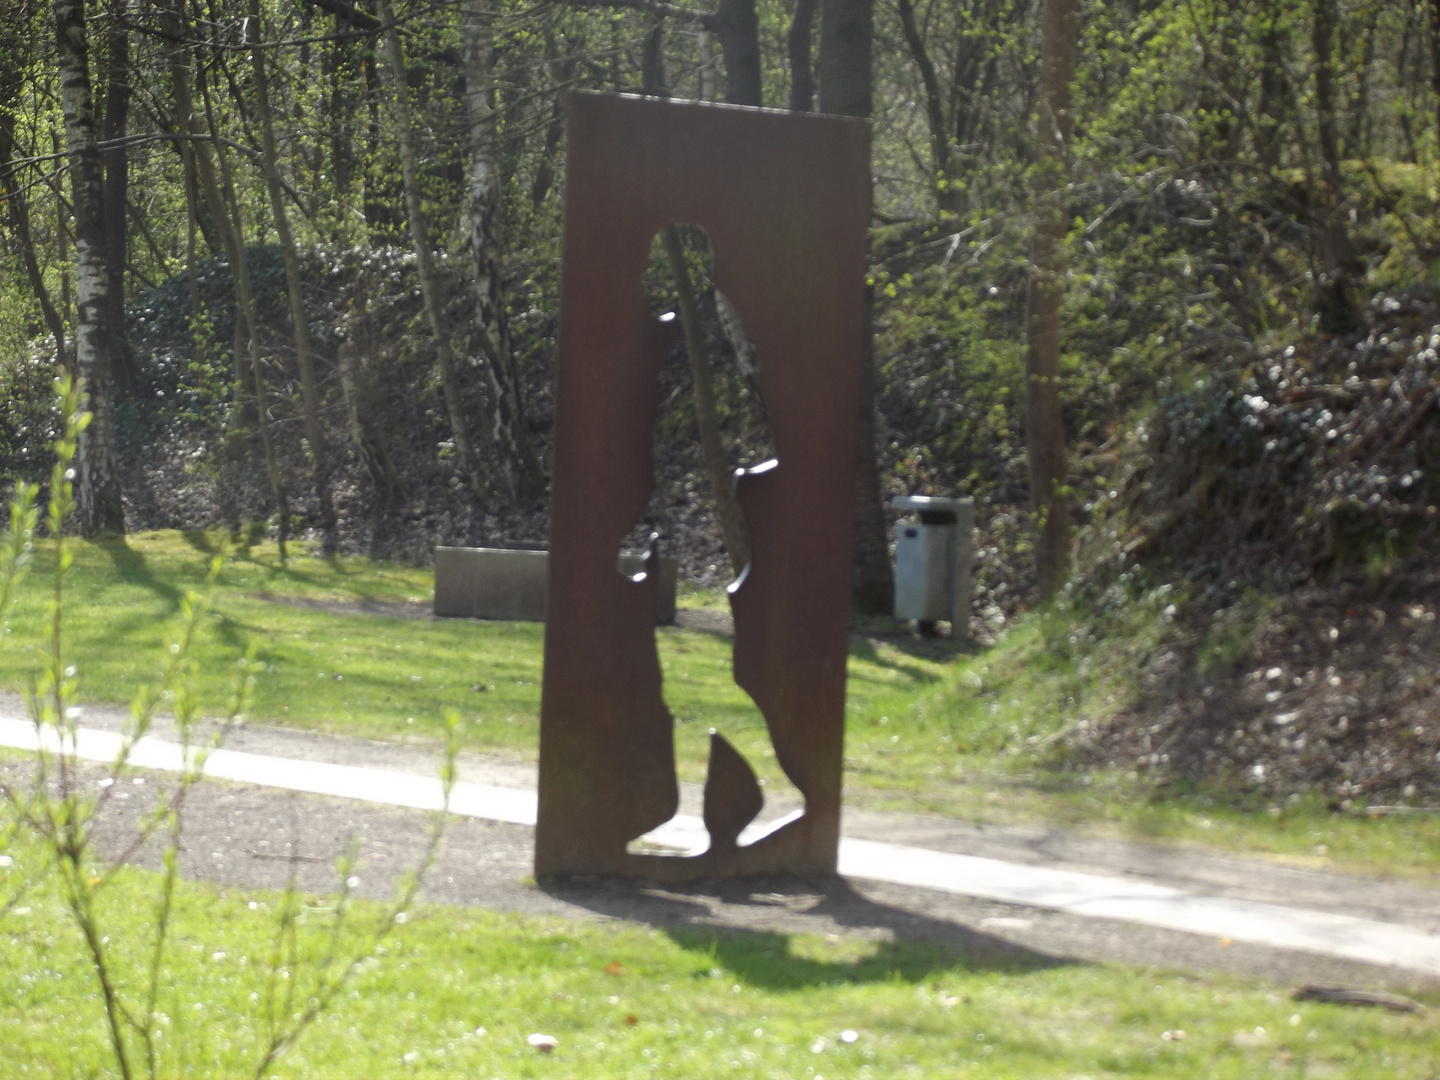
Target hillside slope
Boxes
[1059,288,1440,802]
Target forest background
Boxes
[4,0,1440,802]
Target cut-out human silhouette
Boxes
[536,92,870,880]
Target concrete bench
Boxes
[433,546,678,624]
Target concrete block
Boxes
[434,547,677,624]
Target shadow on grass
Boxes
[98,536,183,607]
[847,634,955,685]
[540,875,1066,991]
[180,529,222,556]
[210,612,268,660]
[216,541,377,600]
[849,615,980,655]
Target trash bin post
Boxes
[949,499,975,641]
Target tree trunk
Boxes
[183,140,201,323]
[642,19,751,573]
[464,0,546,503]
[361,30,391,236]
[379,0,492,506]
[1341,8,1380,160]
[337,337,401,502]
[716,0,762,106]
[164,0,245,398]
[819,0,892,616]
[1313,0,1344,221]
[530,30,573,209]
[1310,0,1358,333]
[641,9,667,95]
[786,0,817,112]
[664,227,751,574]
[100,0,133,391]
[51,127,72,324]
[249,0,339,552]
[894,0,951,202]
[162,0,235,536]
[167,0,289,553]
[818,0,872,119]
[325,39,354,224]
[1024,0,1077,601]
[54,0,126,536]
[1430,0,1440,163]
[849,286,892,616]
[207,77,291,558]
[1255,0,1286,171]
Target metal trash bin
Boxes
[892,495,974,637]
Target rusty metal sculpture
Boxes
[536,92,871,881]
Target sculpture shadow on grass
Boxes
[538,874,1067,989]
[98,535,184,607]
[846,634,958,685]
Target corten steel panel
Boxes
[536,92,871,880]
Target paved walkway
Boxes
[3,712,1439,986]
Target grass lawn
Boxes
[0,530,1437,878]
[2,847,1435,1079]
[0,531,948,796]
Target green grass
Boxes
[1,530,1437,878]
[0,531,948,794]
[868,604,1440,880]
[2,847,1436,1078]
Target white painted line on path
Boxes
[0,716,537,826]
[3,715,1438,977]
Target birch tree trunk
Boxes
[54,0,126,535]
[463,0,545,503]
[249,0,339,551]
[379,0,492,506]
[698,29,717,101]
[1023,0,1077,600]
